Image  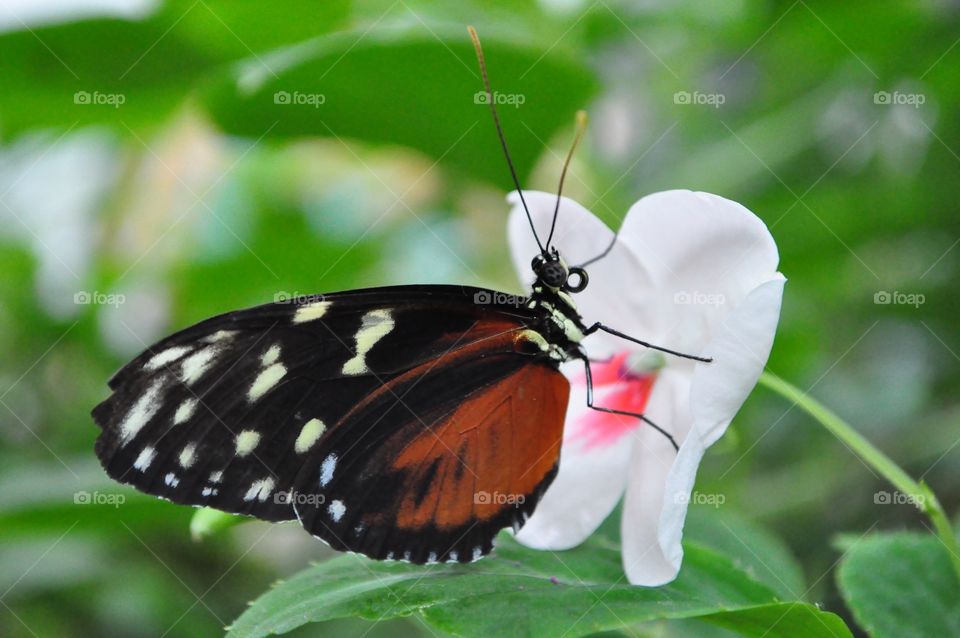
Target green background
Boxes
[1,1,958,636]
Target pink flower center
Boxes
[570,351,661,450]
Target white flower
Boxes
[506,189,785,586]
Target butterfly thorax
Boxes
[523,283,587,364]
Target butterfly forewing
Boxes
[92,285,569,560]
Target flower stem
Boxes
[757,371,960,583]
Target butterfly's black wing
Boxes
[92,285,568,561]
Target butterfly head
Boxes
[532,248,589,293]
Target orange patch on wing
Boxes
[392,363,569,531]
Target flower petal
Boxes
[506,190,655,352]
[619,190,780,295]
[615,190,780,353]
[619,370,691,586]
[622,277,785,586]
[514,382,632,550]
[691,275,786,447]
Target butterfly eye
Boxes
[565,267,589,293]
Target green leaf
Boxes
[202,24,598,189]
[190,507,246,541]
[0,2,351,136]
[0,16,214,136]
[684,507,806,600]
[837,532,960,637]
[166,0,352,60]
[228,532,850,638]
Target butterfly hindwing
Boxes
[292,329,569,563]
[92,285,568,552]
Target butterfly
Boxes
[92,27,709,565]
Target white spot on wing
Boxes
[119,378,165,445]
[294,418,326,453]
[319,454,337,487]
[201,486,218,497]
[342,309,394,375]
[204,330,237,343]
[178,443,197,468]
[427,552,437,564]
[181,346,219,384]
[243,478,275,502]
[261,344,281,366]
[293,300,331,324]
[209,471,223,483]
[164,472,179,487]
[248,363,286,401]
[174,398,198,425]
[133,446,156,471]
[472,546,483,562]
[146,346,190,371]
[448,551,459,563]
[328,499,345,522]
[235,430,261,457]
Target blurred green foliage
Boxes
[1,0,958,636]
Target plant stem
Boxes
[757,371,960,583]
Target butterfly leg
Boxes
[582,322,712,363]
[578,353,679,451]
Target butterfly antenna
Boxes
[545,110,588,251]
[467,25,546,255]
